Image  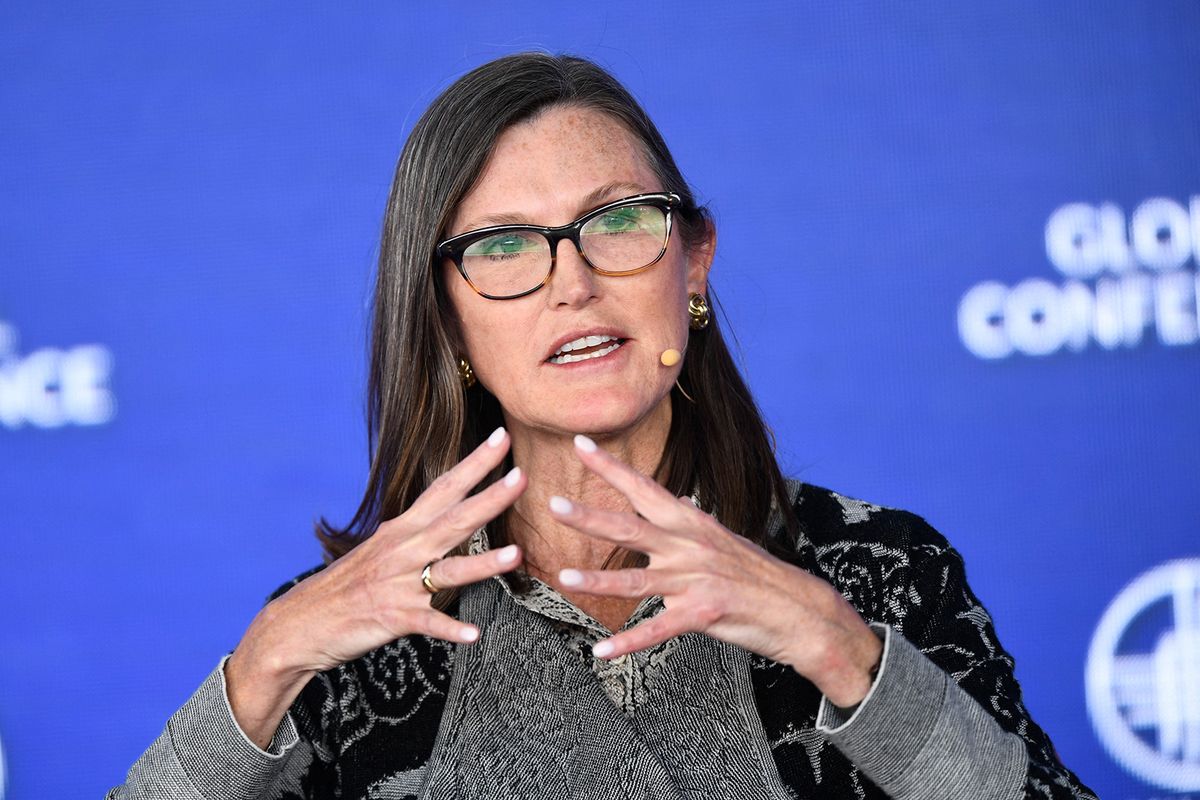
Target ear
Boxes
[685,219,716,296]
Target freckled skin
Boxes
[441,106,714,629]
[444,106,711,439]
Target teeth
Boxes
[554,334,617,356]
[549,341,622,364]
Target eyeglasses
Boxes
[436,192,681,300]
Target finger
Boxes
[591,608,694,659]
[427,545,523,589]
[410,606,482,645]
[557,567,688,598]
[547,496,670,555]
[572,434,692,527]
[400,426,512,530]
[413,465,527,553]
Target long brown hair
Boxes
[317,52,801,603]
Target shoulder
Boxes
[779,478,950,553]
[774,479,959,629]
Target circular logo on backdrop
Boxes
[1086,559,1200,791]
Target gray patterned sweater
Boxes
[109,480,1098,799]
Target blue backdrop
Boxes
[2,3,1198,797]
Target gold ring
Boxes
[421,560,442,595]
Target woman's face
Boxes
[442,105,713,439]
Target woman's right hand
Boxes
[224,426,526,748]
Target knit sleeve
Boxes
[816,622,1029,799]
[106,655,338,800]
[885,516,1099,799]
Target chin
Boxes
[541,387,669,437]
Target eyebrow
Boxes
[457,181,649,233]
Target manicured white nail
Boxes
[574,434,597,452]
[504,466,521,487]
[592,640,614,658]
[487,426,506,447]
[461,626,479,642]
[559,568,583,586]
[496,544,519,564]
[549,495,573,514]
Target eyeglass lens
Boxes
[460,203,668,298]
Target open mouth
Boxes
[547,335,627,365]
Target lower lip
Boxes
[544,340,631,371]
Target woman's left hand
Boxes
[550,434,884,708]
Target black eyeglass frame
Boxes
[435,192,682,300]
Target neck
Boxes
[502,396,672,582]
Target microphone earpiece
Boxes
[659,348,681,366]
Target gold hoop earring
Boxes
[458,356,476,388]
[688,292,711,330]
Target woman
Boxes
[111,52,1096,799]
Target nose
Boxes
[545,238,599,308]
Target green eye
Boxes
[595,207,644,233]
[481,235,526,254]
[464,231,543,259]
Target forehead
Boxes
[449,105,658,233]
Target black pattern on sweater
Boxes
[262,482,1097,799]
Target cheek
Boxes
[443,264,500,354]
[460,311,508,363]
[646,255,692,327]
[453,298,535,382]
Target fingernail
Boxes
[487,426,506,447]
[559,568,583,586]
[574,434,596,452]
[548,495,573,514]
[497,544,519,564]
[504,466,521,487]
[461,626,479,642]
[592,640,614,658]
